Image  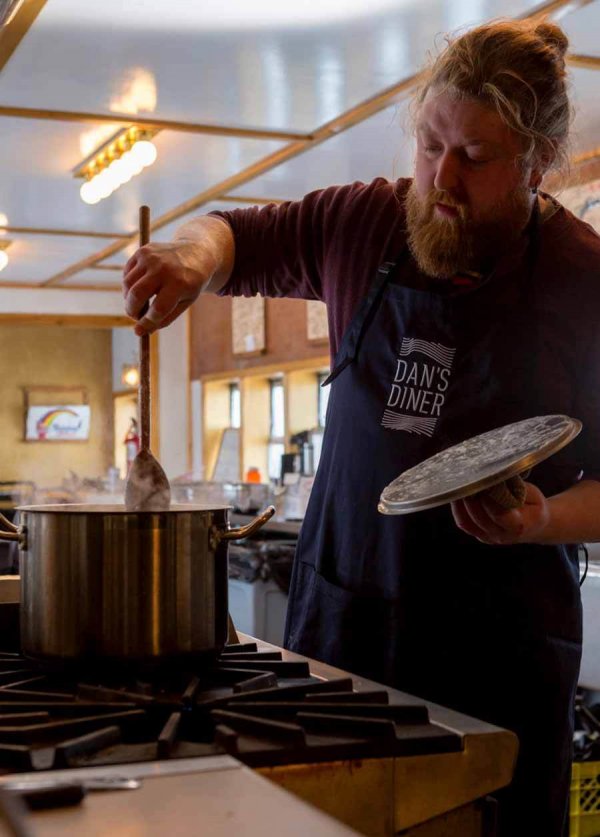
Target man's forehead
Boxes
[416,89,515,146]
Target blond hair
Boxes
[414,19,571,179]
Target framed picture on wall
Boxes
[23,386,90,442]
[25,405,91,441]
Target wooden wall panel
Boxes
[190,295,330,379]
[0,325,113,486]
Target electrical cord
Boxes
[580,543,589,587]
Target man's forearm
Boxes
[539,479,600,544]
[173,215,235,294]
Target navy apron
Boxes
[284,212,583,837]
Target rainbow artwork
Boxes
[26,405,91,441]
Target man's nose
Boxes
[433,151,460,193]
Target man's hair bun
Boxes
[534,20,569,60]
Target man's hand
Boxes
[451,481,551,545]
[122,216,234,335]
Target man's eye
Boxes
[467,156,490,165]
[424,146,441,155]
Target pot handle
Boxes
[0,513,26,548]
[220,506,276,541]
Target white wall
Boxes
[190,379,204,479]
[158,312,190,479]
[111,327,139,392]
[0,288,124,316]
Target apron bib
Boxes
[284,218,582,837]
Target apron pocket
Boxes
[285,561,407,684]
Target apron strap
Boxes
[322,259,398,386]
[322,199,541,388]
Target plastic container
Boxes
[570,761,600,836]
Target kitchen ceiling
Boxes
[0,0,598,291]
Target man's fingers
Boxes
[461,497,506,539]
[123,253,140,287]
[451,499,492,542]
[124,274,161,320]
[135,306,181,336]
[133,287,183,334]
[156,300,194,330]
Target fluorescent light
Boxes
[80,181,99,205]
[76,127,158,204]
[0,250,8,272]
[130,140,157,168]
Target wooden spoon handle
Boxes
[139,205,151,451]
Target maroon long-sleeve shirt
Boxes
[212,177,410,357]
[211,176,600,483]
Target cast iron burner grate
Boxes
[0,646,462,773]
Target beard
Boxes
[404,181,533,279]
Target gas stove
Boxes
[0,642,462,774]
[0,600,517,836]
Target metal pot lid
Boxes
[16,503,233,514]
[378,414,582,516]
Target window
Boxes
[268,378,285,481]
[229,382,241,429]
[317,372,330,428]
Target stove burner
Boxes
[0,646,462,774]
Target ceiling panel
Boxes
[561,2,600,57]
[0,117,284,235]
[567,66,600,155]
[229,103,415,202]
[0,233,126,284]
[61,272,122,288]
[0,0,544,133]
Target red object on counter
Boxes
[124,418,140,474]
[245,467,261,483]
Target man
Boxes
[123,19,600,835]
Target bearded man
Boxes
[123,19,600,836]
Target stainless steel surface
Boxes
[3,778,141,793]
[0,756,242,786]
[219,506,275,540]
[14,504,230,513]
[0,505,274,664]
[0,515,20,543]
[379,414,582,515]
[0,632,517,837]
[2,764,360,837]
[221,482,270,514]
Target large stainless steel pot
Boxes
[0,503,274,668]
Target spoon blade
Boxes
[124,449,171,511]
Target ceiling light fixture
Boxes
[0,239,12,272]
[121,363,140,388]
[74,126,159,206]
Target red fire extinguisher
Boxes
[124,417,140,474]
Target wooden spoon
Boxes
[124,206,171,512]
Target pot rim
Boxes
[16,503,233,514]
